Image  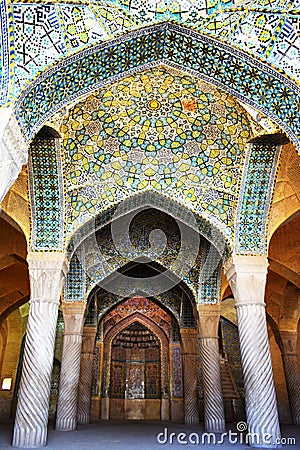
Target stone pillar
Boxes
[280,331,300,425]
[56,302,86,431]
[12,252,68,448]
[180,328,199,424]
[77,326,97,424]
[0,109,28,205]
[197,304,226,432]
[225,255,281,448]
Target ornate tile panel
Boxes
[12,3,67,93]
[28,136,64,249]
[235,142,281,253]
[199,244,222,303]
[0,0,13,105]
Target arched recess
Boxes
[267,143,300,240]
[86,261,200,305]
[268,212,300,289]
[85,265,197,327]
[101,311,171,420]
[14,23,300,150]
[67,190,230,259]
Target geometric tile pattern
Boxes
[28,137,64,250]
[4,0,299,107]
[235,142,281,254]
[95,287,182,320]
[12,3,67,95]
[198,1,300,82]
[14,23,300,152]
[199,243,222,303]
[64,253,85,302]
[61,67,251,244]
[0,0,13,105]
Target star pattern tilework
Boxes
[0,0,13,105]
[3,0,299,106]
[235,142,281,254]
[28,137,64,250]
[14,23,300,152]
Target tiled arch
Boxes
[15,22,300,151]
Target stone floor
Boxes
[0,421,299,449]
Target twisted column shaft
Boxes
[198,304,225,433]
[77,327,97,424]
[280,331,300,425]
[56,302,86,431]
[225,255,281,448]
[236,304,281,446]
[180,328,199,424]
[12,253,68,448]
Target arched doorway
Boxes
[97,296,184,421]
[110,321,161,419]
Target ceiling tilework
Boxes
[13,23,300,152]
[0,0,13,105]
[61,67,251,245]
[198,1,300,81]
[1,0,299,106]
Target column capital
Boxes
[27,252,69,305]
[61,301,86,315]
[61,301,86,335]
[197,304,221,338]
[180,328,198,354]
[224,254,268,306]
[81,326,97,354]
[279,330,298,356]
[27,251,69,272]
[83,326,97,336]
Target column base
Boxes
[205,420,226,434]
[101,397,110,420]
[55,418,77,431]
[161,398,170,420]
[77,413,89,424]
[12,426,47,448]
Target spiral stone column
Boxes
[77,326,97,424]
[280,331,300,425]
[197,304,226,432]
[225,255,281,448]
[56,302,86,431]
[12,252,68,448]
[180,328,199,424]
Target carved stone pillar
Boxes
[56,302,86,431]
[225,255,281,448]
[280,331,300,425]
[77,326,97,424]
[180,328,199,424]
[12,252,68,448]
[0,109,28,205]
[197,304,226,432]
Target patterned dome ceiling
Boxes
[57,67,252,241]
